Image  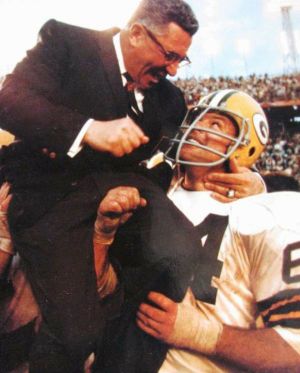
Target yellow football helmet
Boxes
[164,89,269,168]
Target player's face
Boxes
[180,112,238,165]
[128,22,192,90]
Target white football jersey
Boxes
[159,190,300,373]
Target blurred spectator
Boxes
[256,132,300,184]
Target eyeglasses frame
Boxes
[143,26,191,67]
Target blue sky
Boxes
[0,0,299,78]
[184,0,300,78]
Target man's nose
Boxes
[198,131,208,143]
[192,126,208,143]
[195,122,210,140]
[165,61,180,77]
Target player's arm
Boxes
[217,324,300,372]
[137,291,300,372]
[93,186,147,298]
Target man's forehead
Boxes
[201,112,231,122]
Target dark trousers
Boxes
[8,170,200,372]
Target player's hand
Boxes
[94,186,146,297]
[137,290,223,355]
[204,158,265,203]
[137,291,178,343]
[94,186,147,244]
[93,186,146,295]
[83,117,149,157]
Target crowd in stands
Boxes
[174,73,300,106]
[256,131,300,186]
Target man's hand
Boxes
[137,290,223,355]
[137,291,178,343]
[204,158,265,203]
[94,187,146,298]
[83,117,149,157]
[94,186,147,245]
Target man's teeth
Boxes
[188,138,199,145]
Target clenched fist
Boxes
[83,117,149,157]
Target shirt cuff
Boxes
[67,118,94,158]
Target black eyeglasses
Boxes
[143,26,191,68]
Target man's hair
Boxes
[127,0,199,36]
[263,172,300,193]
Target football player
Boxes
[135,89,300,372]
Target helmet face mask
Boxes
[164,89,269,168]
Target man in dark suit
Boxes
[0,1,200,371]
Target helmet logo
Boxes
[253,113,269,145]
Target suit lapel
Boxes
[95,28,128,117]
[142,89,163,139]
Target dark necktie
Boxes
[127,87,143,118]
[123,72,143,119]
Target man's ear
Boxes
[128,23,146,47]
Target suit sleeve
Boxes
[0,19,89,154]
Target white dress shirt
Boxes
[68,32,144,158]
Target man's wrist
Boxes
[94,223,117,245]
[93,231,115,245]
[94,211,121,244]
[171,301,223,355]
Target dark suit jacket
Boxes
[0,19,186,225]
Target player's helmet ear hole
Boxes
[249,147,255,157]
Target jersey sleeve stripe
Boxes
[258,288,300,312]
[265,317,300,329]
[260,294,300,317]
[257,289,300,328]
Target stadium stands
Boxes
[174,73,300,106]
